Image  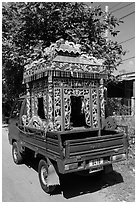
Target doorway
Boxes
[37,97,45,119]
[70,96,86,127]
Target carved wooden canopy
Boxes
[23,39,106,83]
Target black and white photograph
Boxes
[2,1,135,202]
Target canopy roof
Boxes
[23,39,106,83]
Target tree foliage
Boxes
[2,2,126,115]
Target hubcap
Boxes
[13,147,18,161]
[41,166,48,186]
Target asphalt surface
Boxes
[2,127,122,202]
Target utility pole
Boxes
[102,6,109,121]
[105,5,109,42]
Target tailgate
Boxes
[61,130,127,159]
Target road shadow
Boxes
[24,156,39,172]
[24,158,123,199]
[58,171,123,199]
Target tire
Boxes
[12,142,24,164]
[38,159,56,194]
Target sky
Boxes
[90,1,135,75]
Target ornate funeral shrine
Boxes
[23,39,107,133]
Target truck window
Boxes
[37,97,45,119]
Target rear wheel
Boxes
[12,142,24,164]
[38,159,56,193]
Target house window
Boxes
[37,97,45,119]
[70,96,86,127]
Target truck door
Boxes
[8,99,24,144]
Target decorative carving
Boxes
[24,62,101,82]
[43,94,48,121]
[99,85,105,119]
[91,89,99,128]
[54,88,62,131]
[31,96,35,117]
[48,94,52,123]
[63,88,92,130]
[22,115,28,126]
[26,84,31,121]
[50,62,100,73]
[84,89,91,126]
[44,39,81,61]
[26,76,102,132]
[64,89,72,130]
[53,78,99,88]
[27,115,44,129]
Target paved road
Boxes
[2,127,118,202]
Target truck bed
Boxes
[18,126,127,174]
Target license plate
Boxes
[89,158,103,167]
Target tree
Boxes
[2,2,125,116]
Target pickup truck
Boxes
[8,95,128,194]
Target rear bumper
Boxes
[57,152,127,174]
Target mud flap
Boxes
[47,160,60,186]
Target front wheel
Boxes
[12,142,24,164]
[38,159,56,194]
